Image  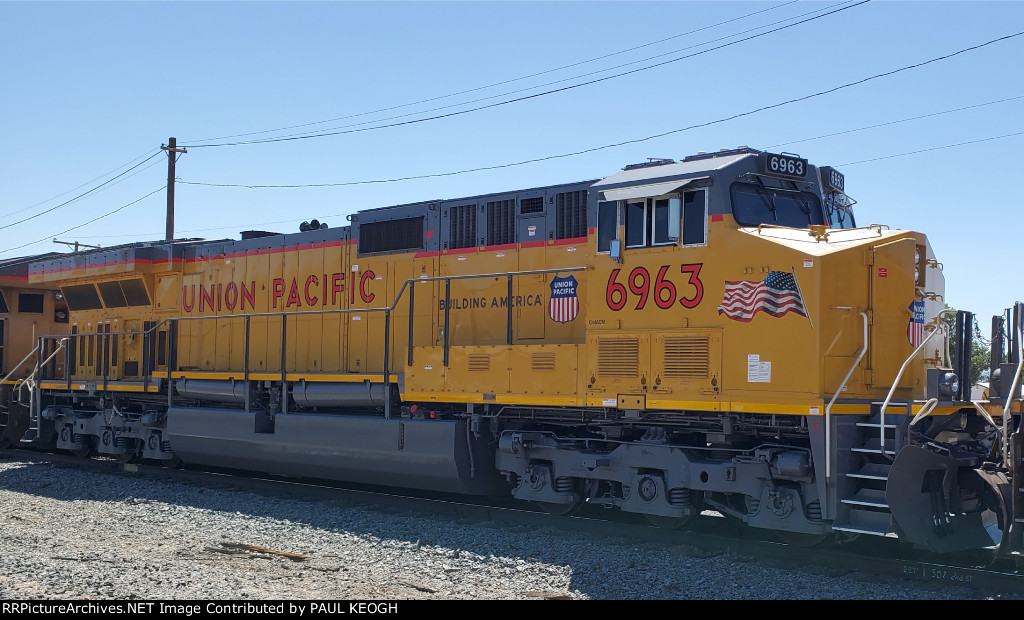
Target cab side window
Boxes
[597,189,707,251]
[597,201,617,252]
[18,293,44,313]
[683,190,707,246]
[625,198,676,248]
[625,201,648,248]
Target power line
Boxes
[837,132,1023,166]
[0,147,162,221]
[0,186,166,256]
[179,30,1024,190]
[258,2,849,143]
[180,1,802,145]
[766,95,1024,149]
[182,2,833,145]
[182,1,870,148]
[0,151,164,231]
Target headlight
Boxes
[914,248,921,265]
[938,371,959,399]
[914,267,920,283]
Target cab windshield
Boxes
[730,182,823,228]
[825,195,857,230]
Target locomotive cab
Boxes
[516,146,999,550]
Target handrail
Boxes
[35,266,589,342]
[17,338,67,403]
[20,338,67,442]
[908,398,939,428]
[825,311,868,482]
[1001,350,1024,468]
[879,309,956,454]
[0,344,40,388]
[32,266,587,419]
[969,400,999,430]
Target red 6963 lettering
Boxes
[606,264,704,311]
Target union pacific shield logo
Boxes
[907,299,925,347]
[548,275,579,323]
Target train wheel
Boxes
[834,531,862,546]
[69,441,94,459]
[643,490,704,530]
[114,438,140,461]
[161,454,182,469]
[535,497,585,517]
[774,530,829,547]
[643,513,700,530]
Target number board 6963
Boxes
[761,152,807,178]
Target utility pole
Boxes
[53,239,101,253]
[161,137,187,241]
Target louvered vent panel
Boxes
[486,199,515,245]
[359,217,424,254]
[531,351,556,372]
[468,353,490,372]
[555,190,588,240]
[598,338,639,377]
[663,336,709,378]
[449,204,477,250]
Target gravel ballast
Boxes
[0,458,1019,600]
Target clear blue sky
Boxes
[1,0,1022,328]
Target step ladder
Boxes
[831,402,909,538]
[0,400,8,442]
[0,377,24,442]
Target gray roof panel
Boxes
[593,152,753,190]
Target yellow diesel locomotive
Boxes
[0,253,69,447]
[10,146,1023,555]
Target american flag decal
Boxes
[717,271,807,323]
[548,275,579,323]
[907,300,925,347]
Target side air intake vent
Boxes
[468,353,490,372]
[663,336,709,378]
[598,338,639,377]
[531,351,556,372]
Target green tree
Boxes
[944,305,992,388]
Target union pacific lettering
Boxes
[182,281,257,313]
[182,270,377,313]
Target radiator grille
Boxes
[358,217,424,254]
[486,199,515,245]
[468,353,490,372]
[598,338,639,377]
[531,351,556,372]
[555,190,588,240]
[663,336,709,378]
[449,204,478,250]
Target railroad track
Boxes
[2,448,1022,598]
